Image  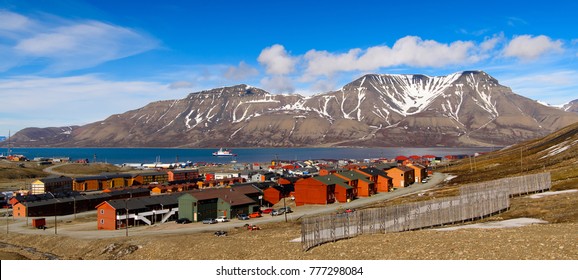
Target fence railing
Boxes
[460,172,551,196]
[301,172,550,251]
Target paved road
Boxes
[4,173,448,239]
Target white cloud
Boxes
[0,75,184,132]
[259,75,295,94]
[257,44,297,75]
[0,11,158,73]
[300,36,483,80]
[224,61,259,81]
[503,35,563,60]
[0,10,31,32]
[168,81,194,89]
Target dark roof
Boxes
[360,167,391,179]
[168,169,199,174]
[336,171,373,184]
[186,188,255,206]
[106,194,180,211]
[100,173,135,179]
[392,165,414,172]
[231,184,263,195]
[375,162,398,170]
[312,175,352,189]
[268,184,295,193]
[138,171,168,176]
[40,176,73,184]
[74,175,108,182]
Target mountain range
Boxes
[6,71,578,148]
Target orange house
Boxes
[95,201,119,230]
[73,175,107,191]
[356,168,393,193]
[318,168,338,176]
[385,166,414,188]
[294,177,336,206]
[313,175,354,203]
[407,163,427,183]
[167,169,199,182]
[334,171,375,197]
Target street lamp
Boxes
[46,192,57,235]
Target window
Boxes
[100,219,104,224]
[100,209,104,214]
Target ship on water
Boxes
[212,148,237,157]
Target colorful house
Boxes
[385,166,415,188]
[357,168,393,193]
[335,171,376,197]
[312,175,354,203]
[30,176,73,195]
[407,163,427,183]
[294,177,335,206]
[167,169,199,183]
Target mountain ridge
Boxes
[5,71,578,148]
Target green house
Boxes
[178,188,258,222]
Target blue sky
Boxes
[1,0,577,133]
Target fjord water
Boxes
[9,147,499,165]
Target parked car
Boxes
[237,214,250,220]
[270,209,280,216]
[249,212,262,218]
[261,208,274,214]
[176,218,191,224]
[279,206,293,213]
[202,218,218,224]
[215,216,229,222]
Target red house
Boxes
[313,175,354,203]
[294,177,335,206]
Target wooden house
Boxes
[335,171,376,197]
[30,176,73,195]
[385,166,415,188]
[167,169,199,183]
[73,175,108,191]
[293,177,335,206]
[178,188,257,222]
[96,194,180,230]
[357,168,393,193]
[134,171,169,185]
[313,175,354,203]
[407,163,427,183]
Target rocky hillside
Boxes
[561,99,578,113]
[6,71,578,147]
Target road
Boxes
[3,173,448,239]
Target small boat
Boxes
[212,148,237,157]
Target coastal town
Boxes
[1,150,461,232]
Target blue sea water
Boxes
[8,147,499,165]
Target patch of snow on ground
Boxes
[530,189,578,199]
[433,218,548,231]
[444,175,457,181]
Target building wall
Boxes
[386,168,414,188]
[294,178,335,206]
[263,187,282,205]
[12,203,26,218]
[178,194,197,221]
[334,185,352,203]
[356,180,375,197]
[375,175,392,193]
[96,203,118,230]
[30,181,45,195]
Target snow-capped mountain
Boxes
[8,71,578,147]
[561,99,578,113]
